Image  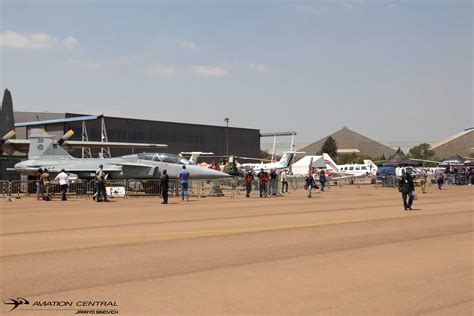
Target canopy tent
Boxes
[291,155,325,175]
[439,154,472,166]
[380,154,421,167]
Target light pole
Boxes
[224,117,230,155]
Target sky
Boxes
[0,0,472,150]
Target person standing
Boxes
[319,169,327,192]
[305,172,315,198]
[435,169,444,190]
[178,165,190,201]
[420,169,428,193]
[245,170,254,198]
[257,168,268,198]
[95,164,107,202]
[41,168,51,201]
[55,169,69,201]
[160,169,169,204]
[269,169,278,197]
[280,169,288,193]
[398,169,415,210]
[36,168,44,201]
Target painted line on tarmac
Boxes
[0,209,472,258]
[1,209,471,241]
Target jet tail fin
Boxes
[27,128,72,159]
[0,89,15,139]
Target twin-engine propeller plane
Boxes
[1,89,170,155]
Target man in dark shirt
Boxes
[269,169,278,197]
[398,169,415,210]
[245,170,254,198]
[160,169,169,204]
[257,168,268,198]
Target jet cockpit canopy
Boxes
[136,153,190,165]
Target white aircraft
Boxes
[322,154,378,179]
[179,152,214,165]
[240,151,303,174]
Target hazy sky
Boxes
[1,0,472,149]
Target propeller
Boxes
[57,129,75,145]
[0,130,16,146]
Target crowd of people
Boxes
[242,168,290,198]
[35,168,69,201]
[304,169,327,198]
[32,162,472,208]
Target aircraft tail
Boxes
[0,89,15,139]
[363,159,378,175]
[322,153,340,172]
[181,152,214,165]
[279,152,295,168]
[28,128,72,159]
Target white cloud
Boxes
[148,64,177,77]
[66,59,101,70]
[0,31,78,50]
[177,40,198,50]
[191,65,227,77]
[248,63,266,72]
[62,36,78,49]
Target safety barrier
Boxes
[1,174,449,200]
[0,180,11,198]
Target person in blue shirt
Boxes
[178,165,190,201]
[305,172,315,198]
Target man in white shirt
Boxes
[55,169,69,201]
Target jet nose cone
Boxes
[208,168,230,178]
[188,165,229,179]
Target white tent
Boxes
[291,155,325,175]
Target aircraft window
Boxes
[361,166,367,170]
[178,157,191,165]
[356,167,360,170]
[349,167,354,171]
[157,153,180,163]
[137,153,155,161]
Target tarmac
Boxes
[0,184,472,315]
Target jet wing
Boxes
[114,162,161,177]
[61,141,168,149]
[114,162,156,168]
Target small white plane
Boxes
[240,151,303,174]
[322,154,378,179]
[179,152,214,165]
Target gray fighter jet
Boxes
[13,129,228,179]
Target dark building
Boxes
[13,112,260,159]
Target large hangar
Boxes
[431,127,474,159]
[13,111,260,159]
[299,127,396,159]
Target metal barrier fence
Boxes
[3,174,459,200]
[1,178,289,200]
[0,180,11,198]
